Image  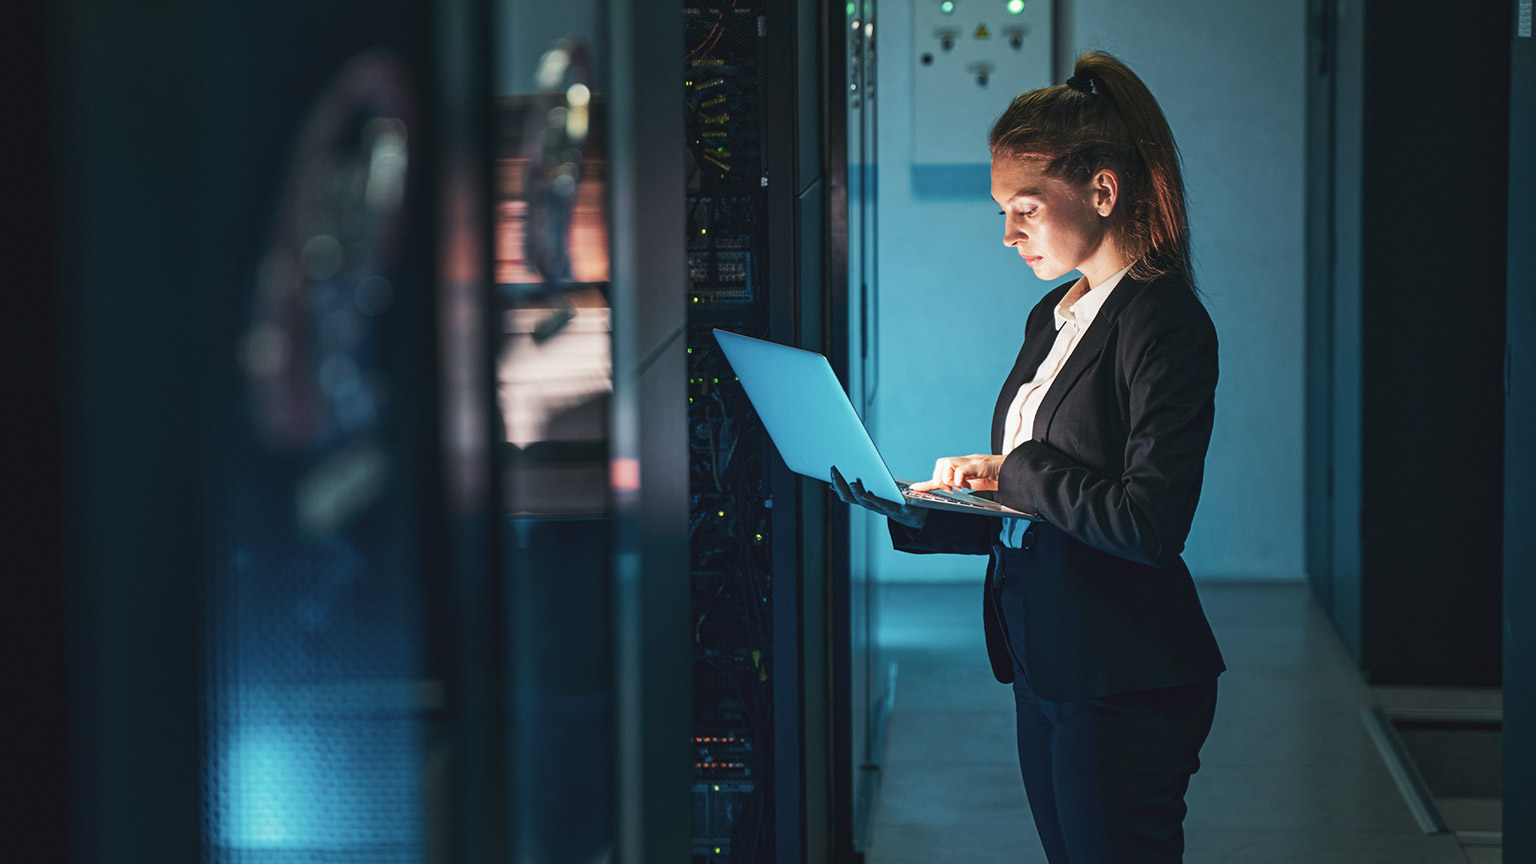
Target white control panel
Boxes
[912,0,1054,164]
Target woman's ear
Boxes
[1091,169,1120,218]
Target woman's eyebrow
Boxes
[992,188,1044,206]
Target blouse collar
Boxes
[1053,262,1134,332]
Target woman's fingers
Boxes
[832,468,896,516]
[829,465,855,503]
[913,455,1004,493]
[828,466,925,529]
[848,478,889,514]
[931,457,963,491]
[936,457,964,490]
[849,478,926,529]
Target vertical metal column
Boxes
[607,0,692,860]
[1303,0,1337,625]
[1503,1,1535,858]
[432,0,506,859]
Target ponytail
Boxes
[989,51,1193,288]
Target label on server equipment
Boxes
[1522,0,1532,38]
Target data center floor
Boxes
[865,581,1498,864]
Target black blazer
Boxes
[890,272,1225,702]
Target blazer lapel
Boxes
[992,314,1061,454]
[1030,276,1143,442]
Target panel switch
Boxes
[912,0,1055,163]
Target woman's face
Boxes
[989,154,1120,284]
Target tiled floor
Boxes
[864,581,1483,864]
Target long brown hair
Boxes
[989,51,1192,287]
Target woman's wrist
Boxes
[893,507,928,530]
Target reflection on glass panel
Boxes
[206,51,430,863]
[495,32,616,864]
[846,0,890,850]
[496,38,611,515]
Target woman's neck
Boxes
[1078,247,1133,290]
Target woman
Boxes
[832,51,1225,863]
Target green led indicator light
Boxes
[1007,0,1024,12]
[939,0,955,13]
[846,2,855,15]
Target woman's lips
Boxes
[1023,254,1043,266]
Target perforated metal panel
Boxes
[204,42,432,863]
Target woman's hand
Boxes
[908,454,1004,493]
[829,466,928,530]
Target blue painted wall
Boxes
[868,0,1306,582]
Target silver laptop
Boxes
[713,329,1032,519]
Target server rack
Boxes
[681,0,839,860]
[684,6,779,858]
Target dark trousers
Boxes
[997,583,1217,862]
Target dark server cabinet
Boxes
[39,0,489,861]
[682,0,844,861]
[43,0,523,860]
[25,0,711,861]
[1305,0,1508,685]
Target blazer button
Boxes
[1020,529,1037,550]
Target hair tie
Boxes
[1065,76,1093,94]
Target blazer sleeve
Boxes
[995,291,1218,569]
[886,507,995,556]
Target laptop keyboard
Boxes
[899,484,999,510]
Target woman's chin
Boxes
[1030,263,1069,281]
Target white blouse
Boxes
[999,263,1133,547]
